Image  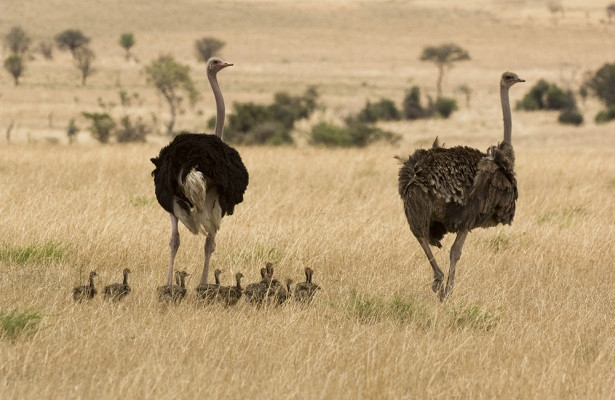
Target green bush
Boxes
[517,79,575,111]
[310,121,351,147]
[585,63,615,107]
[82,112,116,143]
[595,105,615,124]
[558,108,583,126]
[433,96,457,118]
[225,86,319,145]
[310,118,400,148]
[402,86,426,119]
[357,98,401,123]
[116,115,150,142]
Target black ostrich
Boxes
[396,72,524,301]
[151,57,249,288]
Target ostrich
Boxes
[195,268,222,303]
[103,268,132,301]
[264,262,290,305]
[244,267,268,305]
[396,72,524,301]
[293,267,321,303]
[157,270,190,303]
[217,272,244,306]
[151,57,249,290]
[73,271,98,302]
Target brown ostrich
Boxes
[103,268,132,301]
[195,268,222,303]
[73,271,98,302]
[396,72,524,301]
[157,270,190,303]
[293,267,321,304]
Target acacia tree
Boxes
[73,46,95,85]
[420,43,470,98]
[119,33,135,61]
[145,55,200,135]
[55,29,90,55]
[4,26,30,56]
[4,55,24,85]
[194,37,225,62]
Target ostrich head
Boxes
[501,72,525,88]
[123,268,132,275]
[207,57,233,74]
[90,271,98,278]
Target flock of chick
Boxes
[72,263,320,307]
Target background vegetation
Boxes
[1,1,615,399]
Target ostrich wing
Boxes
[151,133,249,217]
[448,150,517,231]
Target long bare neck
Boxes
[89,275,96,288]
[123,272,129,286]
[501,84,512,145]
[208,71,225,139]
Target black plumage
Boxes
[397,72,524,301]
[151,133,248,220]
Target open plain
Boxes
[1,1,615,398]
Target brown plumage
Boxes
[244,267,268,305]
[157,270,190,303]
[293,267,321,304]
[73,271,98,302]
[396,71,524,301]
[104,268,132,301]
[264,263,290,305]
[217,272,244,306]
[195,268,222,303]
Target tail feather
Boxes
[181,169,207,213]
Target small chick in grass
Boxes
[157,270,190,303]
[73,271,98,302]
[104,268,132,301]
[294,267,320,304]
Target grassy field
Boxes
[2,1,615,399]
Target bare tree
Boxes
[420,43,470,98]
[73,46,95,85]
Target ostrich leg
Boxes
[201,232,216,285]
[167,213,180,286]
[416,237,445,294]
[441,230,468,301]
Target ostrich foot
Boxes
[432,278,444,294]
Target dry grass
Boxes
[1,1,615,399]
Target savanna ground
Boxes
[1,1,615,398]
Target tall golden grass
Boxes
[2,0,615,398]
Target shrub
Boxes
[402,86,427,119]
[357,98,401,123]
[433,96,457,118]
[115,115,150,143]
[517,79,575,111]
[310,118,400,148]
[309,121,351,147]
[595,105,615,124]
[82,112,116,143]
[67,118,79,144]
[4,26,30,56]
[225,86,319,145]
[3,55,24,86]
[55,29,90,54]
[558,108,583,126]
[585,63,615,107]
